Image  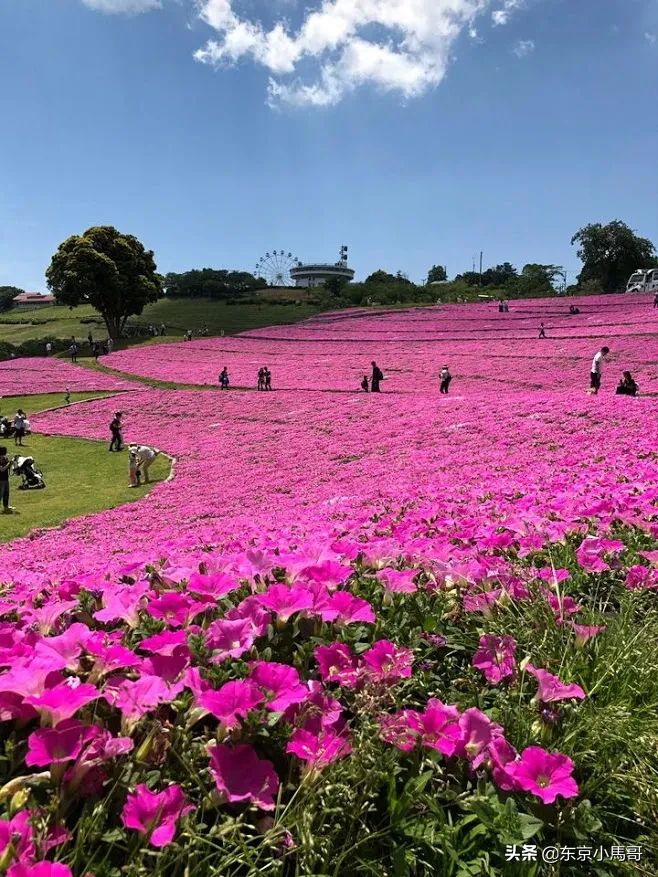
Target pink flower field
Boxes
[103,292,658,393]
[0,296,657,876]
[0,358,138,395]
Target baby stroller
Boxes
[13,456,46,490]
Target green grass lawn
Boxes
[0,297,322,347]
[1,392,114,418]
[0,432,170,542]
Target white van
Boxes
[626,268,658,293]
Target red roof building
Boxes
[12,292,56,309]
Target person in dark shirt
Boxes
[371,361,383,392]
[361,375,369,392]
[538,323,546,339]
[219,367,230,390]
[264,368,272,391]
[0,447,12,513]
[257,367,265,391]
[615,371,638,397]
[109,412,124,452]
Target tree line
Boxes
[13,218,652,340]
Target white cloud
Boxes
[492,0,523,26]
[645,32,657,46]
[512,38,534,57]
[195,0,531,107]
[81,0,162,12]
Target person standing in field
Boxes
[588,346,610,395]
[439,365,452,394]
[371,361,383,393]
[45,341,52,356]
[0,447,12,514]
[538,323,546,339]
[653,292,658,309]
[264,367,272,391]
[219,367,230,390]
[13,410,27,447]
[257,367,265,391]
[361,375,369,392]
[64,387,71,405]
[107,337,114,353]
[69,343,78,363]
[109,412,124,452]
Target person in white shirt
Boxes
[589,346,610,395]
[128,445,160,485]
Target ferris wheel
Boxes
[255,250,299,287]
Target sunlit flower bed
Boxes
[0,358,137,395]
[1,297,658,875]
[103,293,658,392]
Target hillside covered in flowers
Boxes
[1,294,657,876]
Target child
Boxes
[439,366,452,394]
[109,412,123,451]
[615,371,638,397]
[361,375,369,392]
[538,323,546,339]
[0,447,12,513]
[128,446,141,487]
[219,367,230,390]
[64,387,71,405]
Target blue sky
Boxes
[1,0,657,289]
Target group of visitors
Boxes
[498,300,510,313]
[257,367,273,391]
[68,335,114,362]
[185,326,209,341]
[589,347,639,396]
[147,324,166,337]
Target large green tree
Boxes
[511,264,564,296]
[426,264,447,284]
[571,220,657,292]
[0,286,24,312]
[46,226,162,338]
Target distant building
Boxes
[13,292,56,310]
[290,246,355,289]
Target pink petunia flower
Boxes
[506,746,579,804]
[25,681,100,727]
[286,727,352,768]
[122,784,194,847]
[255,585,314,623]
[471,634,517,684]
[206,618,256,663]
[8,864,74,877]
[319,592,376,625]
[455,708,495,766]
[415,699,462,757]
[487,736,519,792]
[208,743,279,810]
[526,665,586,703]
[249,662,309,712]
[362,640,413,683]
[377,569,418,594]
[26,720,99,767]
[197,680,263,729]
[314,643,359,688]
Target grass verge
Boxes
[0,433,170,542]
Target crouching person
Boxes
[128,444,160,486]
